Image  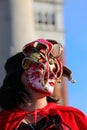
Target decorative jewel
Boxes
[22,58,32,70]
[55,78,61,83]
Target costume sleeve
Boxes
[72,109,87,130]
[61,107,87,130]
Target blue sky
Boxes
[64,0,87,114]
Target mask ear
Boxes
[62,66,76,83]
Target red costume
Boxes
[0,39,86,130]
[0,102,87,130]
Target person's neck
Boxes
[21,96,48,112]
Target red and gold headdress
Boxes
[22,39,75,94]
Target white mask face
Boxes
[22,39,63,96]
[24,62,56,95]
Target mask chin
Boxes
[24,63,55,96]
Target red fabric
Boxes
[0,102,87,130]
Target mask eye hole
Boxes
[52,63,58,74]
[49,58,58,75]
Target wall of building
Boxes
[0,0,67,105]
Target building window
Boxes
[51,13,55,25]
[34,11,57,31]
[38,12,42,24]
[44,13,48,24]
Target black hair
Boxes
[0,52,31,110]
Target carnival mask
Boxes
[22,39,74,95]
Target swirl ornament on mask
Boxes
[22,39,75,95]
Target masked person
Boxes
[0,39,87,130]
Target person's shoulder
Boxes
[0,107,27,123]
[49,102,86,117]
[47,102,87,129]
